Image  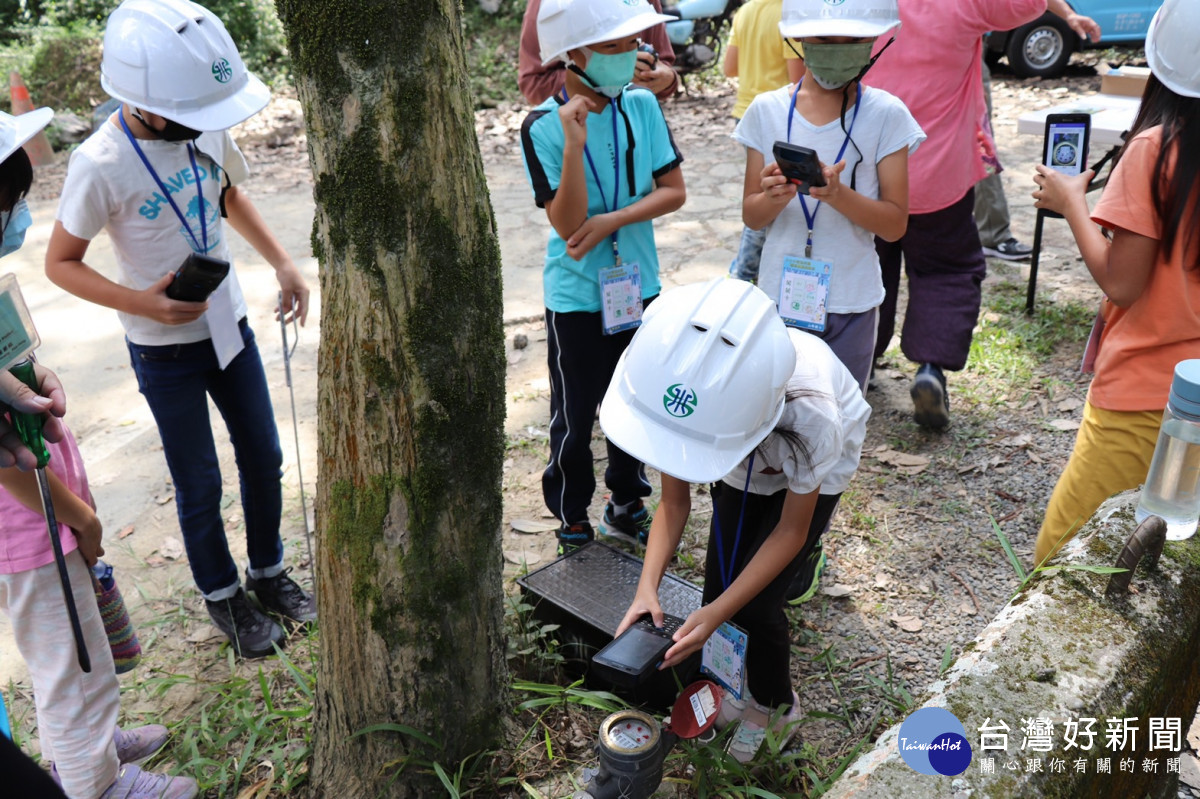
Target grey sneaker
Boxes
[205,588,285,659]
[99,764,198,799]
[114,724,169,764]
[982,237,1033,261]
[245,568,317,624]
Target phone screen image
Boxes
[595,626,671,674]
[1045,120,1088,175]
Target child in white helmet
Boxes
[521,0,687,554]
[0,110,197,799]
[1031,0,1200,564]
[601,277,870,763]
[735,0,921,599]
[44,0,314,659]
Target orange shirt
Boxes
[1089,127,1200,412]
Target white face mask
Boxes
[0,198,31,259]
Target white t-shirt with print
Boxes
[723,329,870,496]
[56,119,250,346]
[734,84,925,314]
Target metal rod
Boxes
[279,294,315,601]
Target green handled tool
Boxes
[8,358,91,673]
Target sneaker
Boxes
[713,688,747,731]
[786,541,826,605]
[556,521,594,556]
[982,237,1033,261]
[245,568,317,624]
[99,764,198,799]
[599,500,652,546]
[911,363,950,430]
[726,691,802,764]
[204,588,285,659]
[114,725,169,764]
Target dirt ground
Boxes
[0,48,1172,796]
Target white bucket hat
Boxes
[0,108,54,164]
[600,279,797,484]
[779,0,901,39]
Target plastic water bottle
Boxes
[1136,360,1200,540]
[93,559,114,590]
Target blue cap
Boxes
[1170,360,1200,418]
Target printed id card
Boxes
[0,273,41,372]
[701,621,748,701]
[599,261,643,335]
[778,255,831,332]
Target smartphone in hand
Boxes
[591,614,680,686]
[773,141,827,195]
[165,253,230,303]
[1042,113,1091,177]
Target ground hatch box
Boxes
[517,542,703,708]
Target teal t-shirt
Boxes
[520,86,683,314]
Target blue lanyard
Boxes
[119,111,208,254]
[785,80,861,258]
[712,453,756,592]
[562,90,622,265]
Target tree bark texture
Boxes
[273,1,508,794]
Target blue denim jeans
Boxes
[128,320,284,599]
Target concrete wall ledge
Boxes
[825,490,1200,799]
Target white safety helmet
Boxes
[537,0,673,66]
[779,0,900,39]
[1146,0,1200,99]
[600,279,797,484]
[100,0,270,131]
[0,108,54,164]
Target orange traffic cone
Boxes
[9,71,55,166]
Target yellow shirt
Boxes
[729,0,801,119]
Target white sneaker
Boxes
[726,690,802,764]
[713,688,746,731]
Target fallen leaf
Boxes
[234,763,275,799]
[1046,419,1081,432]
[821,584,853,598]
[510,518,560,534]
[996,433,1032,448]
[186,626,226,644]
[1056,397,1084,412]
[145,556,166,568]
[891,615,924,633]
[870,449,930,475]
[117,524,135,539]
[159,537,185,560]
[960,603,978,616]
[503,550,542,566]
[155,493,175,506]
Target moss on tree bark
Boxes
[274,1,507,794]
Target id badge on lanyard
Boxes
[775,81,861,334]
[779,255,831,332]
[577,93,644,336]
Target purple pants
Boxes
[873,189,987,372]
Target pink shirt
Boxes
[867,0,1046,214]
[0,428,88,574]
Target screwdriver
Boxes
[7,357,91,673]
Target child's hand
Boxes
[760,162,797,205]
[565,213,619,260]
[633,51,675,96]
[275,262,310,326]
[808,160,847,203]
[1032,164,1094,216]
[660,605,721,669]
[615,593,664,638]
[143,272,209,325]
[71,514,104,569]
[558,95,594,151]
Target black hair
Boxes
[752,386,830,474]
[0,147,33,214]
[1113,73,1200,268]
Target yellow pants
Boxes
[1035,401,1163,565]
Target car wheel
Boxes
[1005,13,1076,78]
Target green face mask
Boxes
[801,41,875,89]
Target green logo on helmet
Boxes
[212,58,233,83]
[824,0,847,5]
[663,384,698,418]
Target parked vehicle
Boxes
[662,0,744,74]
[986,0,1163,78]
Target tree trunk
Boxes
[273,2,508,794]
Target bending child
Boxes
[601,278,870,763]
